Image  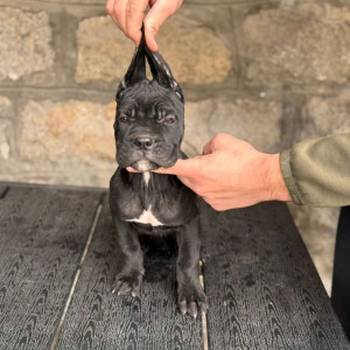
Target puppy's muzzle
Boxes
[132,159,159,172]
[132,135,160,151]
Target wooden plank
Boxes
[58,201,203,350]
[0,185,103,350]
[201,201,350,350]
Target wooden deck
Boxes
[0,182,349,350]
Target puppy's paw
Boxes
[177,281,208,319]
[112,269,143,297]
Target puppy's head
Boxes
[114,34,184,172]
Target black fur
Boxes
[109,32,207,318]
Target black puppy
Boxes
[109,34,207,318]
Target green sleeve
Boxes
[280,133,350,207]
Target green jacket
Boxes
[280,133,350,207]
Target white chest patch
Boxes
[143,172,150,186]
[126,205,163,226]
[125,171,163,226]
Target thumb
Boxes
[151,157,200,176]
[144,0,178,51]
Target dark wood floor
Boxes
[0,182,349,350]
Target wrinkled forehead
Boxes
[117,80,183,114]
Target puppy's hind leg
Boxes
[112,217,144,297]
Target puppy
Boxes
[109,32,207,318]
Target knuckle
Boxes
[216,132,230,141]
[212,132,232,148]
[144,18,159,33]
[211,134,222,147]
[126,0,138,14]
[126,3,142,23]
[163,1,176,12]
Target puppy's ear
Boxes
[116,37,146,100]
[145,48,184,103]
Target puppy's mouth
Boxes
[118,144,179,171]
[131,159,160,172]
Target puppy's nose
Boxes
[133,136,156,150]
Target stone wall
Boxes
[1,0,350,294]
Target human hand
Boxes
[106,0,183,51]
[128,133,291,211]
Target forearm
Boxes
[280,133,350,207]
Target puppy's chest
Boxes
[126,205,163,226]
[121,173,179,227]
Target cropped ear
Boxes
[117,27,184,103]
[116,37,146,100]
[145,49,184,103]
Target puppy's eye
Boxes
[119,114,128,122]
[165,115,176,124]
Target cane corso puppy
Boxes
[109,33,207,318]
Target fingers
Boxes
[126,163,196,192]
[144,0,182,51]
[106,0,148,45]
[126,157,201,176]
[106,0,126,31]
[125,0,149,45]
[106,0,182,50]
[151,157,201,176]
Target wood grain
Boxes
[201,201,350,350]
[0,185,102,350]
[57,201,203,350]
[1,183,348,350]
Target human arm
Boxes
[128,132,350,211]
[280,132,350,207]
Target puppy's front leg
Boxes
[112,217,144,297]
[176,217,208,318]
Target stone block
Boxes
[75,16,135,84]
[300,92,350,139]
[240,3,350,86]
[0,8,54,81]
[75,14,232,85]
[158,17,232,85]
[0,96,12,118]
[183,97,282,155]
[20,100,116,163]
